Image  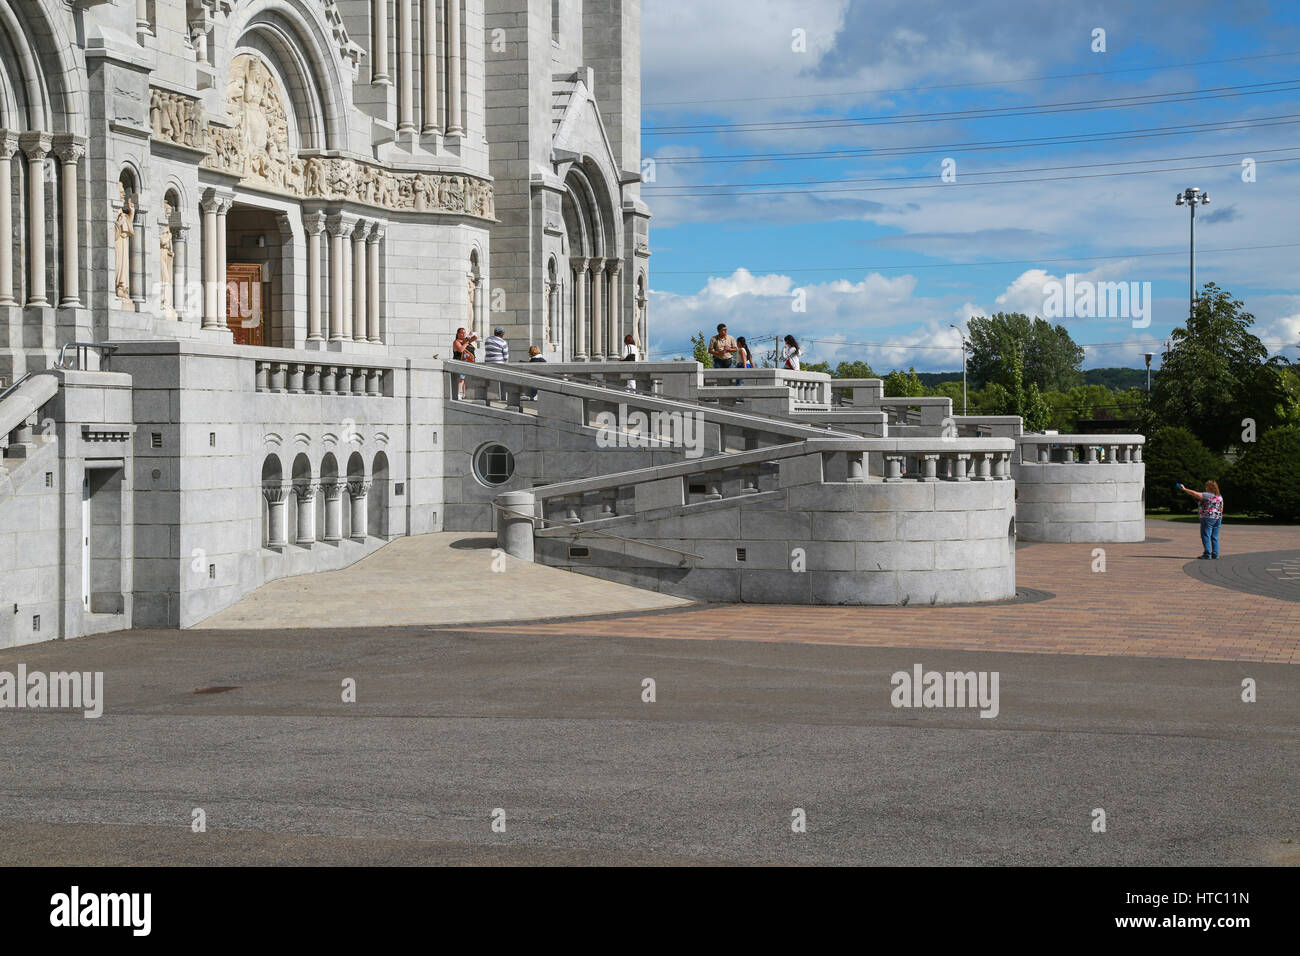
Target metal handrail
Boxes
[56,341,118,371]
[492,502,703,565]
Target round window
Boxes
[473,443,515,486]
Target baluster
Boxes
[847,451,867,483]
[255,361,270,391]
[884,455,904,481]
[600,490,617,517]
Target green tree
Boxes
[1150,283,1290,453]
[1143,426,1224,512]
[690,330,713,369]
[802,360,832,375]
[966,312,1084,392]
[1224,425,1300,520]
[882,366,927,397]
[984,345,1050,430]
[833,360,876,379]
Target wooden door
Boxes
[227,263,265,346]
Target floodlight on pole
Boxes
[1174,186,1210,320]
[1143,352,1154,393]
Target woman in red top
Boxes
[1177,479,1223,559]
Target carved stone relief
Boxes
[148,53,495,220]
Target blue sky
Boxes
[640,0,1300,374]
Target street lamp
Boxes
[1174,187,1210,320]
[949,324,968,415]
[1143,352,1154,393]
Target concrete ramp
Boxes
[195,533,691,630]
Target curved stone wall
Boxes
[530,442,1017,606]
[1013,436,1145,542]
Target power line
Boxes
[643,49,1300,107]
[647,114,1300,166]
[649,241,1300,276]
[642,146,1300,191]
[642,155,1300,197]
[643,79,1300,135]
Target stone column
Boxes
[341,224,354,340]
[323,480,344,541]
[588,257,604,360]
[0,131,18,305]
[215,197,231,327]
[547,280,559,347]
[571,259,587,360]
[263,482,289,548]
[606,259,622,359]
[444,0,463,135]
[294,483,317,544]
[130,202,147,308]
[372,0,391,84]
[349,479,371,539]
[19,132,51,306]
[305,212,325,341]
[352,219,367,341]
[327,215,352,341]
[135,0,152,39]
[366,223,383,343]
[397,0,415,133]
[421,0,438,134]
[53,137,84,308]
[200,194,220,328]
[172,226,188,319]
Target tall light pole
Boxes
[949,324,968,415]
[1174,186,1210,320]
[1143,352,1153,393]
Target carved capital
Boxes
[326,214,356,239]
[293,481,318,502]
[347,479,371,498]
[303,211,327,235]
[0,129,18,159]
[18,131,52,162]
[261,481,290,504]
[53,135,86,165]
[366,221,386,243]
[588,257,605,273]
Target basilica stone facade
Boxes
[0,0,651,643]
[0,0,1142,648]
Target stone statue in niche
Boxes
[114,182,134,306]
[467,277,477,331]
[159,200,175,318]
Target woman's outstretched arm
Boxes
[1177,483,1204,500]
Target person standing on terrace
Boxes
[1177,479,1223,559]
[709,323,737,369]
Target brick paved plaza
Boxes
[463,521,1300,663]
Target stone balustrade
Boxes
[699,368,831,407]
[524,434,1018,606]
[531,436,1015,527]
[1012,434,1146,543]
[255,359,390,397]
[1015,434,1144,465]
[517,360,703,400]
[446,359,850,450]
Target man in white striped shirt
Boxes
[484,327,509,363]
